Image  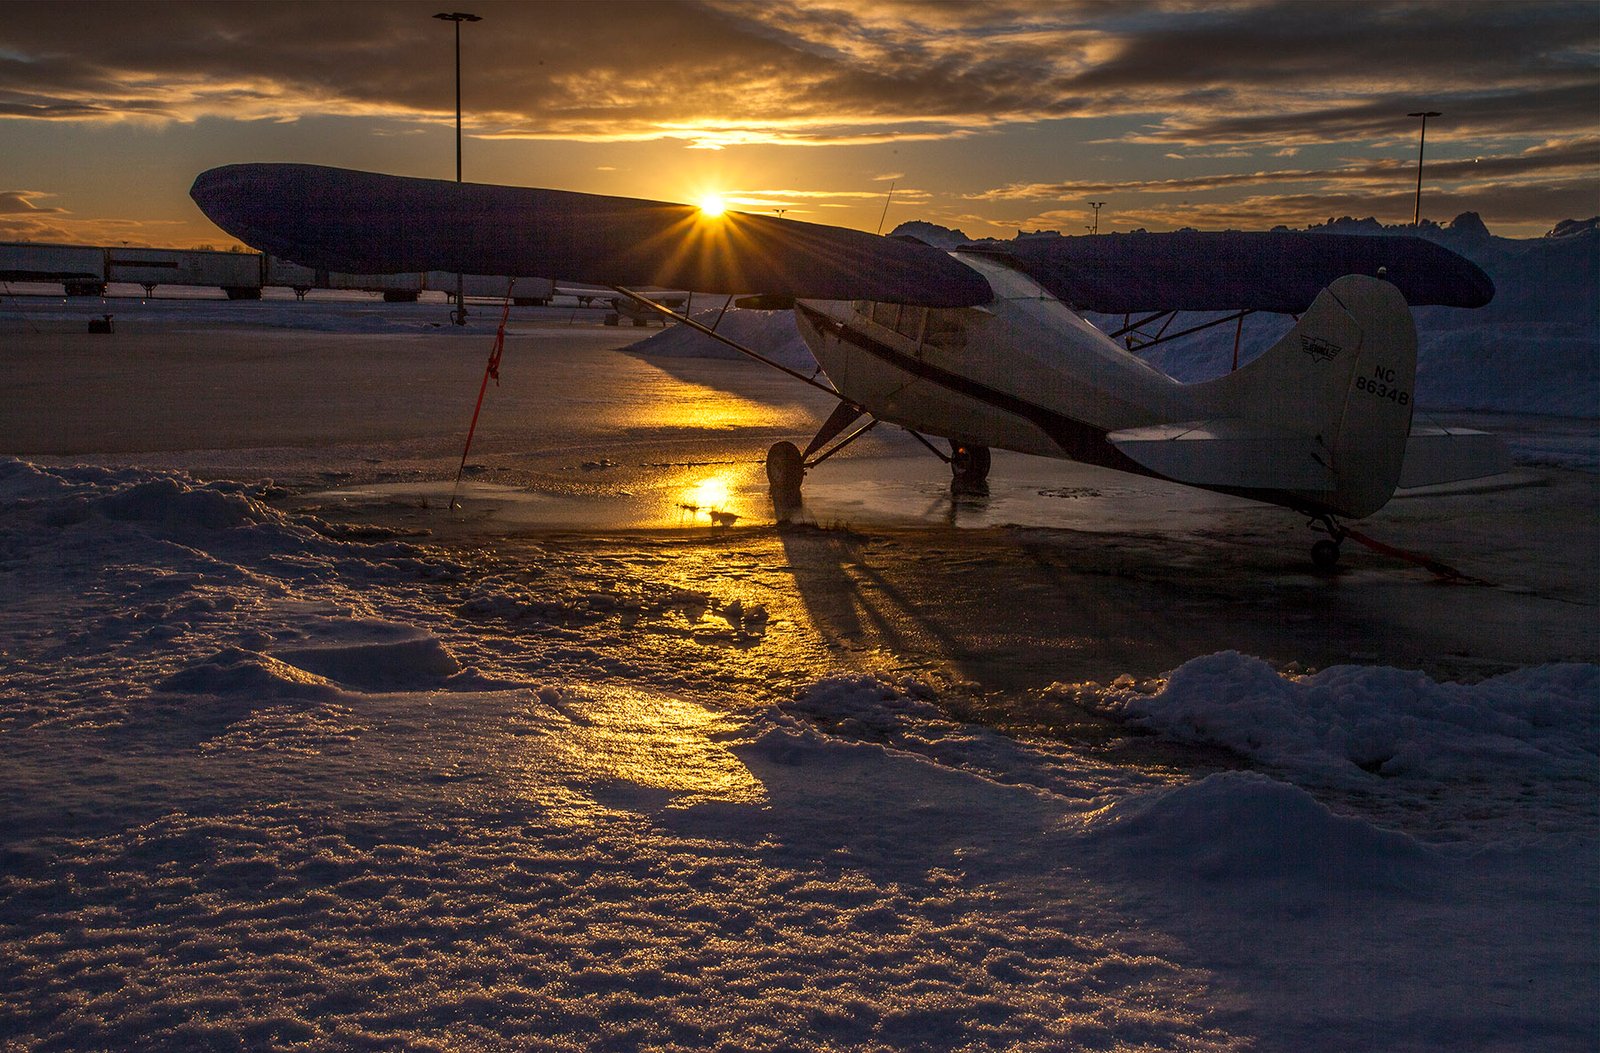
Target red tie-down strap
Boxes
[449,281,515,509]
[1343,526,1493,585]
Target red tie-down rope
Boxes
[449,280,515,510]
[1342,526,1493,585]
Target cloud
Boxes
[0,190,64,214]
[0,209,191,245]
[0,1,1590,151]
[715,184,926,215]
[960,137,1600,219]
[0,2,1590,239]
[0,188,200,245]
[1021,178,1599,233]
[1124,84,1600,148]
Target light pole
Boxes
[1407,110,1440,228]
[435,11,480,324]
[1088,201,1105,235]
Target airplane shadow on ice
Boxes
[763,489,1551,692]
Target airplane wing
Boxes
[190,164,993,307]
[979,231,1494,314]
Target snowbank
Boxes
[1065,651,1599,786]
[1082,770,1436,889]
[626,306,817,370]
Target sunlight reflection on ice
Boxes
[533,686,766,814]
[677,470,749,526]
[612,375,780,433]
[683,475,731,511]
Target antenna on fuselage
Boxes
[875,181,896,235]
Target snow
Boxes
[2,229,1597,1049]
[626,306,818,371]
[1,450,1594,1050]
[1082,771,1436,889]
[1072,651,1598,787]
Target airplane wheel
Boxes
[1311,539,1341,570]
[950,443,991,484]
[766,441,805,498]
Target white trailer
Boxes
[264,257,424,301]
[106,247,265,298]
[263,256,319,297]
[425,271,555,305]
[0,242,108,295]
[1,240,557,304]
[322,270,426,301]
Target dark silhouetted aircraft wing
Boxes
[979,231,1494,313]
[190,164,994,307]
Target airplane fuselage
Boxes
[793,252,1192,474]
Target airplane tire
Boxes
[766,441,804,498]
[950,443,991,484]
[1311,539,1341,570]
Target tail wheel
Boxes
[766,441,804,499]
[950,443,991,484]
[1311,538,1342,570]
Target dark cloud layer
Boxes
[1,1,1592,146]
[0,1,1592,239]
[976,138,1600,200]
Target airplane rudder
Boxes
[1326,275,1418,516]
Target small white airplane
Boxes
[603,292,687,326]
[556,285,688,324]
[191,164,1505,568]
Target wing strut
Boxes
[605,287,912,499]
[607,286,853,403]
[1108,309,1256,352]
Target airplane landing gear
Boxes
[950,443,991,487]
[1309,514,1346,570]
[766,440,805,502]
[765,403,878,514]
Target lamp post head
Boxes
[1407,110,1442,118]
[434,12,481,22]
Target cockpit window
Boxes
[854,300,984,354]
[858,301,923,341]
[922,308,969,352]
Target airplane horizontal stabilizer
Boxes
[190,164,994,307]
[1398,426,1513,488]
[1108,420,1338,491]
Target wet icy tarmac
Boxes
[1,297,1595,1050]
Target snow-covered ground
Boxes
[1,283,1595,1050]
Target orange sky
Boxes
[1,0,1595,247]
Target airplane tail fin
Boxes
[1211,273,1417,517]
[1113,275,1418,518]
